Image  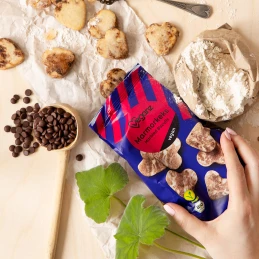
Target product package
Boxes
[90,64,229,221]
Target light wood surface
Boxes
[0,0,259,259]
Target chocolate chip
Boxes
[11,98,17,104]
[34,103,40,110]
[11,114,17,120]
[63,112,71,118]
[21,113,27,120]
[14,133,20,139]
[16,127,23,133]
[57,108,65,114]
[11,127,16,133]
[21,132,28,138]
[76,154,84,161]
[20,108,26,113]
[47,115,54,122]
[38,120,46,127]
[23,142,30,149]
[12,152,19,157]
[36,127,43,133]
[15,139,22,145]
[67,119,73,125]
[29,147,35,154]
[23,150,29,156]
[23,97,30,104]
[33,142,39,148]
[13,94,20,101]
[26,106,33,112]
[27,115,33,122]
[14,119,21,126]
[9,145,15,151]
[47,144,52,151]
[14,146,23,153]
[25,89,32,96]
[23,121,30,128]
[4,125,11,132]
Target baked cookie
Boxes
[205,170,229,200]
[100,68,126,98]
[197,143,225,167]
[88,10,117,39]
[97,28,128,59]
[28,0,51,9]
[55,0,86,31]
[166,169,198,197]
[138,158,166,177]
[145,22,179,56]
[186,123,216,152]
[0,38,25,70]
[153,138,182,169]
[42,47,75,78]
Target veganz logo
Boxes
[128,105,153,128]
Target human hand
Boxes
[164,128,259,259]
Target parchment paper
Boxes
[0,0,210,258]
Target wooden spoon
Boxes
[37,103,82,259]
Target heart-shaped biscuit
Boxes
[205,170,229,200]
[197,143,225,167]
[97,28,128,59]
[166,169,198,197]
[186,122,216,152]
[145,22,179,56]
[42,47,75,78]
[0,38,24,70]
[88,10,117,39]
[138,158,166,177]
[100,68,126,98]
[55,0,86,31]
[153,138,182,169]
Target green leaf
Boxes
[76,163,129,223]
[114,195,170,259]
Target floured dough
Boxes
[0,38,25,70]
[42,47,75,78]
[88,10,117,39]
[175,40,251,122]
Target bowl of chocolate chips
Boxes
[33,104,82,151]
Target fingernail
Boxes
[226,127,237,136]
[164,204,175,216]
[224,130,232,140]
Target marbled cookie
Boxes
[146,22,179,56]
[97,28,128,59]
[88,10,117,39]
[42,47,75,78]
[0,38,24,70]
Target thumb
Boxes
[164,203,207,244]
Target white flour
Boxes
[180,40,250,119]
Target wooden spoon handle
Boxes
[46,150,70,259]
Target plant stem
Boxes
[165,228,205,249]
[112,195,127,207]
[153,242,207,259]
[113,195,205,250]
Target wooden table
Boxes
[1,0,258,258]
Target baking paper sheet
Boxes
[0,1,209,258]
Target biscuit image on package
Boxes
[138,157,166,177]
[186,123,216,152]
[153,138,182,169]
[197,143,225,167]
[166,169,198,197]
[205,170,229,200]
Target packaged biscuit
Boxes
[90,64,229,221]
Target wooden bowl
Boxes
[38,103,82,152]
